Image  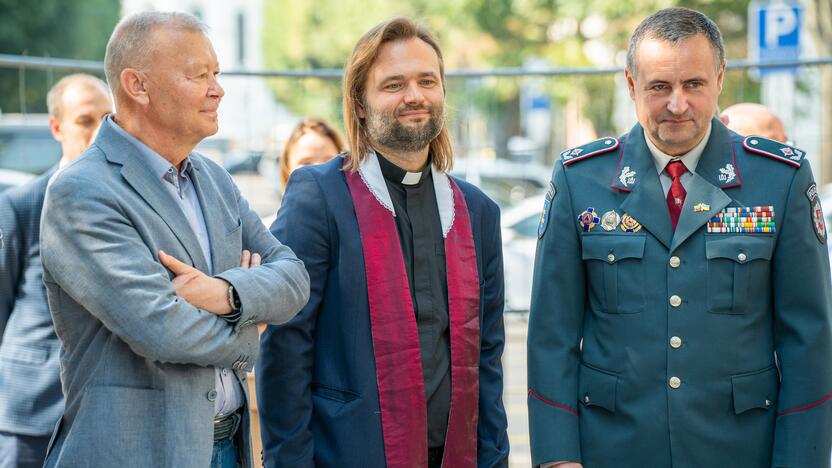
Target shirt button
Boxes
[669,377,681,389]
[669,295,682,307]
[222,369,228,376]
[669,256,681,268]
[670,336,682,348]
[737,252,747,263]
[207,389,218,401]
[607,254,615,263]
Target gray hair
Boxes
[626,7,725,77]
[46,73,110,120]
[104,11,207,96]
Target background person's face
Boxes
[143,29,224,146]
[360,38,445,155]
[50,83,112,160]
[288,131,340,173]
[626,34,724,156]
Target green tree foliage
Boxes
[261,0,758,153]
[0,0,119,113]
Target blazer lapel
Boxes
[189,157,234,274]
[669,118,741,252]
[613,124,674,250]
[96,120,210,272]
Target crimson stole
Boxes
[345,169,481,468]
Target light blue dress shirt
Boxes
[108,116,243,416]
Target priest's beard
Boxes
[364,102,444,154]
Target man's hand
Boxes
[159,250,261,315]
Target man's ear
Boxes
[48,115,63,142]
[356,99,366,119]
[120,68,150,105]
[624,68,637,101]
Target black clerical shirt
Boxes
[377,154,451,449]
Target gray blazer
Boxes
[0,167,63,437]
[40,120,310,468]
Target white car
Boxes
[501,194,545,313]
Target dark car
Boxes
[0,119,61,192]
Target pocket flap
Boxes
[706,236,775,263]
[0,343,49,365]
[311,383,359,403]
[581,235,646,263]
[578,363,618,412]
[731,365,779,414]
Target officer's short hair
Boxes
[627,7,725,76]
[104,11,207,97]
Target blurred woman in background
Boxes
[279,117,346,191]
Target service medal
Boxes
[600,210,620,231]
[620,213,642,232]
[578,207,600,232]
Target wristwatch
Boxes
[227,284,242,312]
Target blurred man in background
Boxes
[721,102,787,143]
[0,73,111,468]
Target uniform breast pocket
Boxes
[582,235,646,314]
[705,236,775,314]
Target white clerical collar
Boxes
[646,121,711,175]
[357,151,455,237]
[401,171,423,185]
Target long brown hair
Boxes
[342,17,453,173]
[280,117,346,188]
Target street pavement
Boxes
[504,313,531,467]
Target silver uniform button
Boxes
[583,394,591,404]
[669,295,682,307]
[669,256,681,268]
[737,252,747,262]
[607,254,615,263]
[765,399,773,407]
[670,336,682,348]
[669,377,681,389]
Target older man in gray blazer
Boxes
[40,12,310,468]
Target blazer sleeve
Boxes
[476,198,510,467]
[770,161,832,467]
[40,171,258,370]
[527,162,586,466]
[0,193,21,339]
[213,176,309,329]
[257,168,329,468]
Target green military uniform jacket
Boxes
[528,117,832,468]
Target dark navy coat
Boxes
[528,119,832,468]
[257,156,509,467]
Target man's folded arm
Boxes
[214,181,310,328]
[41,173,257,369]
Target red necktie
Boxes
[665,160,687,230]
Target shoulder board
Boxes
[742,136,805,168]
[560,137,619,166]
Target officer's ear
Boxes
[716,63,726,94]
[624,68,637,101]
[120,68,150,106]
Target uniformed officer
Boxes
[528,7,832,468]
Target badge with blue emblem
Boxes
[538,181,556,238]
[578,207,600,232]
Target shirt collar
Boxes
[646,121,711,176]
[376,152,432,187]
[106,115,192,181]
